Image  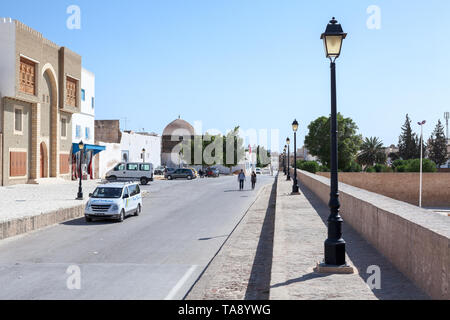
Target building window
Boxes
[92,97,95,109]
[61,117,67,138]
[19,57,36,95]
[75,125,81,138]
[66,77,77,107]
[81,89,86,101]
[85,127,90,140]
[14,107,23,134]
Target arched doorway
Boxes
[40,142,48,178]
[41,65,58,177]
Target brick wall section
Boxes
[317,172,450,207]
[95,120,122,143]
[296,169,450,300]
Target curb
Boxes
[0,204,85,241]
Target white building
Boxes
[72,68,95,145]
[120,131,161,167]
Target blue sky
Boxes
[2,0,449,151]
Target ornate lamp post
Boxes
[286,138,291,181]
[76,140,84,200]
[283,146,287,175]
[320,17,350,268]
[292,119,300,194]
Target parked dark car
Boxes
[166,168,196,180]
[163,168,176,178]
[205,167,220,178]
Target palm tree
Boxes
[357,137,387,168]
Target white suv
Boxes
[85,182,143,223]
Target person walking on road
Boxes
[238,170,246,190]
[251,171,257,190]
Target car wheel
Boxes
[140,177,148,185]
[85,216,92,223]
[167,175,173,180]
[107,175,117,182]
[187,175,192,180]
[135,204,141,216]
[117,209,125,223]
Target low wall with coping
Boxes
[317,172,450,207]
[296,169,450,300]
[0,205,84,240]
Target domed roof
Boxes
[162,118,195,136]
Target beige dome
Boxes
[162,119,195,136]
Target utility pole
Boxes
[445,112,449,143]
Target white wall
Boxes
[120,132,161,168]
[97,142,122,179]
[0,18,16,131]
[72,68,95,145]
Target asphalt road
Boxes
[0,175,275,300]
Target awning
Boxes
[72,143,106,156]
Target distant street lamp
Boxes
[286,138,291,181]
[142,148,146,163]
[321,17,348,267]
[76,140,84,200]
[283,146,287,175]
[445,112,449,143]
[418,120,426,208]
[292,119,300,194]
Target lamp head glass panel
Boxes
[286,138,291,145]
[292,119,299,132]
[320,17,347,59]
[78,141,84,150]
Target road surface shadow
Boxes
[244,178,278,300]
[198,235,229,241]
[297,182,430,300]
[61,217,124,226]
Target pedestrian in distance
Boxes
[251,171,257,190]
[238,169,246,191]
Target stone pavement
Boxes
[270,174,429,300]
[0,179,101,223]
[186,180,277,300]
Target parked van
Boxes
[85,182,142,223]
[106,162,154,185]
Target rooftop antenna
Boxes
[445,112,450,143]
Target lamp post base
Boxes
[292,185,300,195]
[314,262,355,274]
[76,192,83,200]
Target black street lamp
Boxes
[142,148,146,163]
[321,17,348,267]
[76,140,84,200]
[292,119,300,194]
[283,145,287,175]
[286,138,291,181]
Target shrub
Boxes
[299,161,320,174]
[319,165,330,172]
[392,159,406,169]
[344,160,362,172]
[366,167,376,173]
[396,165,407,172]
[406,159,437,173]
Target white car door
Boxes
[126,163,139,181]
[123,187,131,213]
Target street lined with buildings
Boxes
[0,175,274,299]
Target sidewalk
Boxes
[270,174,429,300]
[0,179,101,240]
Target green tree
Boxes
[256,146,271,168]
[357,137,387,167]
[304,113,362,170]
[222,127,245,173]
[428,120,448,167]
[398,114,421,160]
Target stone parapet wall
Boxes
[296,169,450,300]
[317,172,450,207]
